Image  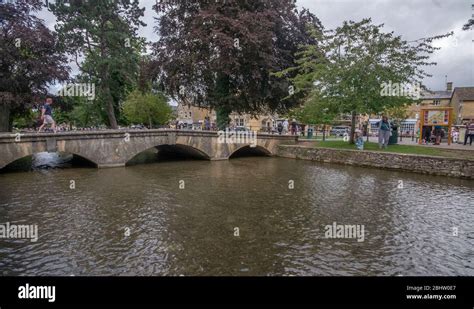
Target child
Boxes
[355,129,364,150]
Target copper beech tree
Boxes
[152,0,323,129]
[0,0,69,132]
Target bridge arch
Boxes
[228,145,272,158]
[0,149,99,171]
[125,143,212,165]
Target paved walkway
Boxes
[367,137,474,151]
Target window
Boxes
[433,99,441,106]
[400,122,416,135]
[370,122,380,132]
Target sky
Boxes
[38,0,474,92]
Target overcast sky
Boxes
[38,0,473,91]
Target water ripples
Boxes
[0,157,473,276]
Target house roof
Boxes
[451,87,474,101]
[421,90,452,100]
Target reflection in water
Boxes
[1,152,96,172]
[0,156,472,276]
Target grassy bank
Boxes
[314,141,473,160]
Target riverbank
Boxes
[314,140,474,160]
[277,145,474,179]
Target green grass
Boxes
[314,141,473,160]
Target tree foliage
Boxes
[285,18,451,143]
[152,0,323,128]
[0,0,69,131]
[122,90,172,128]
[463,19,473,31]
[49,0,146,129]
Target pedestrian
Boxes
[355,129,364,150]
[422,126,431,144]
[378,115,391,149]
[282,119,289,135]
[434,125,443,145]
[277,122,283,135]
[37,97,57,133]
[464,121,474,146]
[452,128,459,143]
[290,119,297,135]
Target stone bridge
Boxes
[0,130,297,169]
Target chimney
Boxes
[447,82,453,92]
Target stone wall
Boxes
[277,145,474,179]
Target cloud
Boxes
[37,0,473,91]
[297,0,474,90]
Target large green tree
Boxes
[0,0,69,132]
[286,19,451,143]
[49,0,146,129]
[152,0,322,129]
[122,90,172,128]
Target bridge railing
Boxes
[0,129,298,141]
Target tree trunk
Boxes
[105,92,118,129]
[349,110,356,144]
[215,73,231,130]
[100,73,117,129]
[216,106,231,130]
[0,103,11,132]
[99,33,118,130]
[322,124,326,141]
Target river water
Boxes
[0,153,473,276]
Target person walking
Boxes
[282,119,289,135]
[290,119,297,135]
[378,115,391,149]
[422,126,431,144]
[434,125,443,145]
[452,128,459,143]
[277,122,283,135]
[464,121,474,146]
[37,97,57,133]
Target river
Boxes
[0,153,473,276]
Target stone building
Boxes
[175,101,278,131]
[450,87,474,124]
[407,83,453,119]
[229,112,279,132]
[175,102,217,130]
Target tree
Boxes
[463,19,473,31]
[122,90,172,128]
[152,0,322,129]
[298,100,337,141]
[384,104,410,126]
[57,94,104,129]
[285,18,451,143]
[0,0,69,131]
[49,0,146,129]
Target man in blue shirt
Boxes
[37,97,57,133]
